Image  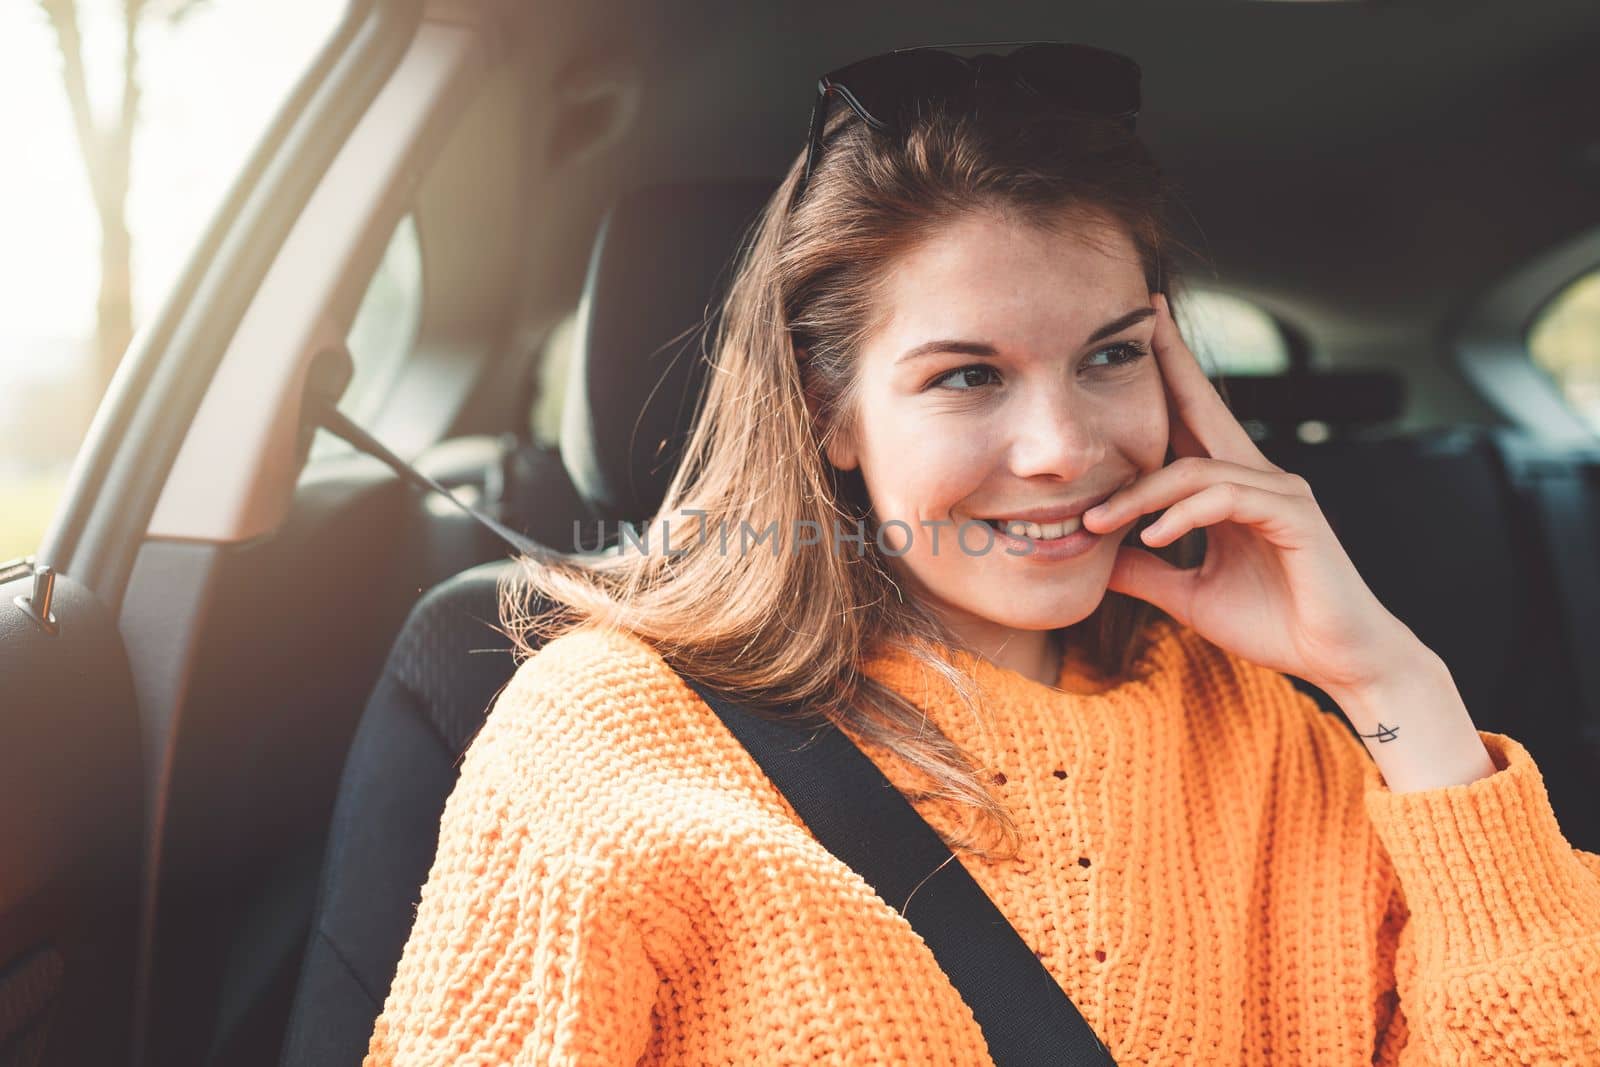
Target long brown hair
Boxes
[501,98,1211,860]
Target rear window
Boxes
[1527,269,1600,436]
[1174,290,1292,377]
[310,215,425,461]
[532,309,579,447]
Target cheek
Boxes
[1120,373,1170,467]
[857,410,998,521]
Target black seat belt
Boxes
[683,678,1116,1066]
[306,396,560,562]
[307,396,1117,1065]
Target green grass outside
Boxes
[0,475,66,564]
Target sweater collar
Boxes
[858,616,1183,714]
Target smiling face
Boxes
[823,207,1170,676]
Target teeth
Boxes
[988,516,1082,539]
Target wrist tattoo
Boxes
[1358,722,1400,743]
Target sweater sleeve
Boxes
[363,675,660,1066]
[1355,729,1600,1065]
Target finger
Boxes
[1082,456,1311,534]
[1104,545,1197,626]
[1139,480,1315,548]
[1156,314,1207,462]
[1152,293,1271,468]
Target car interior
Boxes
[3,2,1599,1066]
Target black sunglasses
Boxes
[789,41,1142,213]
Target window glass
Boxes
[309,215,424,461]
[531,310,579,447]
[0,0,346,562]
[1528,270,1600,436]
[1174,290,1292,376]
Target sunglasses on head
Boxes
[789,41,1142,214]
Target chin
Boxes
[963,588,1106,632]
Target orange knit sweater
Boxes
[364,617,1600,1065]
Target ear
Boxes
[802,386,859,472]
[821,422,859,472]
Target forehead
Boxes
[870,209,1147,347]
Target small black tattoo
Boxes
[1359,722,1400,743]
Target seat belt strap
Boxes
[308,396,1116,1063]
[683,677,1117,1067]
[307,396,558,562]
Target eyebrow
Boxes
[895,306,1157,364]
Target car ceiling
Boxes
[491,0,1600,425]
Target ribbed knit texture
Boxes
[365,617,1600,1065]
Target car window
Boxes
[1174,289,1292,377]
[531,309,579,447]
[1527,269,1600,437]
[0,1,345,562]
[310,215,425,461]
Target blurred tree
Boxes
[37,0,207,404]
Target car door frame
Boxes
[0,2,431,1064]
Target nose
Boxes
[1005,380,1107,482]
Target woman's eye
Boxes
[928,343,1149,392]
[1084,340,1152,371]
[930,364,1001,391]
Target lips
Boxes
[971,480,1130,536]
[983,516,1083,540]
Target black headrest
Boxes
[1219,371,1406,433]
[562,179,779,526]
[560,181,1407,527]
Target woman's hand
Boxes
[1079,293,1422,698]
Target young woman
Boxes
[366,44,1600,1065]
